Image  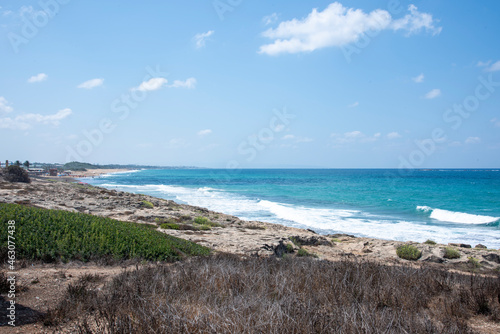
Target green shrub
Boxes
[4,165,31,183]
[297,248,317,258]
[141,200,154,209]
[396,244,422,261]
[467,257,481,269]
[194,216,223,229]
[443,247,460,259]
[0,203,210,262]
[285,243,294,253]
[160,223,180,230]
[424,239,436,245]
[194,216,210,225]
[289,237,301,247]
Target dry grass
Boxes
[45,254,500,333]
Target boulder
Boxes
[448,243,471,248]
[474,244,487,249]
[482,253,500,264]
[423,255,445,264]
[290,235,333,247]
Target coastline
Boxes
[2,172,499,268]
[2,172,500,333]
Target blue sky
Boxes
[1,0,500,168]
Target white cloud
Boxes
[0,97,13,114]
[486,60,500,72]
[263,13,278,25]
[491,118,500,128]
[0,108,72,130]
[387,132,402,139]
[424,88,441,99]
[465,136,481,144]
[166,138,189,149]
[296,137,314,143]
[194,30,214,49]
[77,78,104,89]
[331,130,380,144]
[27,73,48,83]
[348,101,359,108]
[197,129,212,137]
[133,77,168,92]
[274,124,285,132]
[258,3,440,55]
[477,60,491,67]
[412,73,424,83]
[169,78,197,89]
[391,5,442,36]
[282,134,313,143]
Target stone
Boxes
[482,253,500,264]
[290,235,333,247]
[448,243,471,248]
[474,244,487,249]
[423,255,445,264]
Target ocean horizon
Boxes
[84,168,500,249]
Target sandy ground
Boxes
[1,173,500,333]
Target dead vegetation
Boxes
[44,254,500,333]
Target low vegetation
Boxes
[296,248,317,258]
[424,239,437,245]
[140,200,154,208]
[0,203,210,263]
[3,165,31,183]
[443,247,461,259]
[160,222,180,230]
[194,216,223,229]
[396,244,422,261]
[44,254,500,333]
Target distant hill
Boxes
[63,161,201,171]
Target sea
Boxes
[83,169,500,249]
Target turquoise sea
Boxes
[84,169,500,248]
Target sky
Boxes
[1,0,500,168]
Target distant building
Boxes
[49,168,58,176]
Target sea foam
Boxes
[417,206,499,224]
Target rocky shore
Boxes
[1,171,500,333]
[1,172,499,271]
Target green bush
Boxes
[194,216,223,229]
[297,248,317,258]
[443,247,460,259]
[424,239,436,245]
[160,223,180,230]
[141,200,154,209]
[0,203,210,262]
[4,165,31,183]
[194,216,210,225]
[396,245,422,261]
[467,257,481,269]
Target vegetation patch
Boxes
[467,257,481,269]
[44,254,500,332]
[443,247,461,259]
[396,244,422,261]
[296,248,317,258]
[160,222,180,230]
[3,165,31,183]
[194,216,223,229]
[140,200,154,209]
[0,203,210,263]
[424,239,437,245]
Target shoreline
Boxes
[1,171,500,333]
[2,171,499,269]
